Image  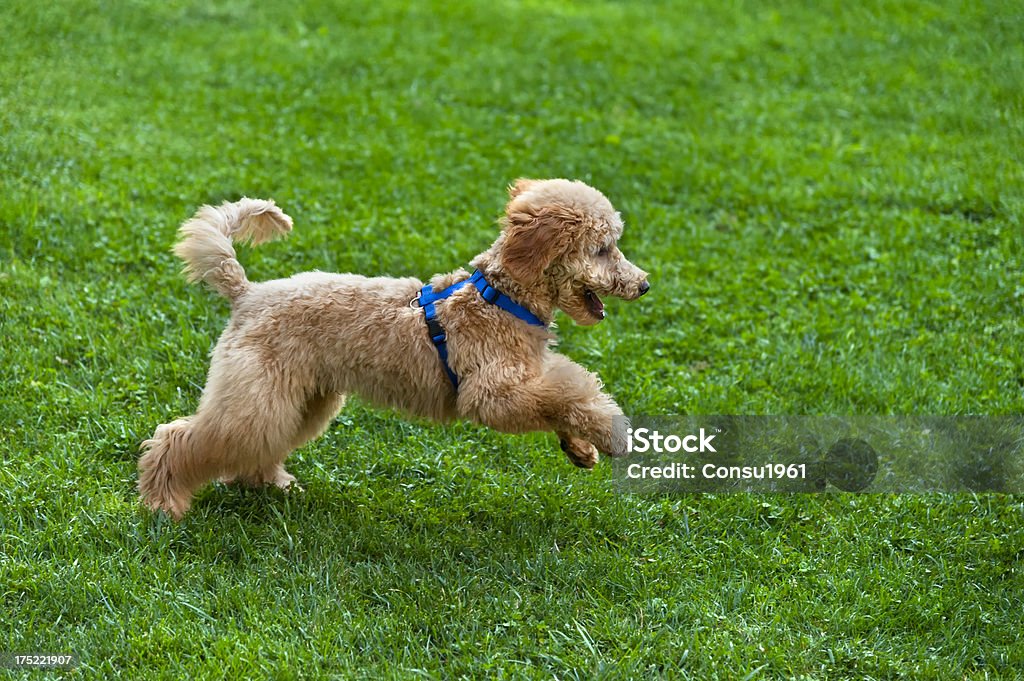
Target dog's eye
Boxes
[596,246,610,257]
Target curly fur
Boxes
[139,179,649,519]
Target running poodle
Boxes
[139,179,650,519]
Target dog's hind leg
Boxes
[141,349,317,517]
[237,390,346,491]
[138,416,225,520]
[292,390,347,450]
[227,391,346,491]
[218,389,345,491]
[139,403,291,519]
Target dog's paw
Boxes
[560,437,599,469]
[271,468,303,493]
[219,466,302,492]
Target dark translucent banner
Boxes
[610,416,1024,493]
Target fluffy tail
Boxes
[173,198,293,300]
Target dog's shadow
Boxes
[138,432,626,575]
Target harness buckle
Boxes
[425,317,446,343]
[480,285,500,304]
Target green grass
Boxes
[2,0,1023,677]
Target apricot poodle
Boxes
[139,179,649,519]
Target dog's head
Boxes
[497,178,649,325]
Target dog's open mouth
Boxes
[584,289,605,320]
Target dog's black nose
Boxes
[638,281,650,296]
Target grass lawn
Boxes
[2,0,1023,677]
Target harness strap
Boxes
[421,297,461,389]
[418,270,546,391]
[467,270,545,327]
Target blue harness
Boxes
[417,269,546,391]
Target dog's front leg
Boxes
[458,353,629,467]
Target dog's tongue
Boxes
[585,290,605,319]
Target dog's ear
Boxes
[507,178,538,199]
[500,205,580,285]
